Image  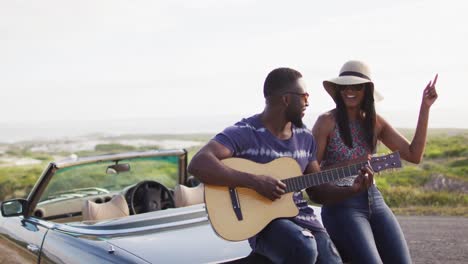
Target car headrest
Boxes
[82,194,129,222]
[173,183,204,208]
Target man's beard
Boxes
[291,117,304,128]
[286,107,304,128]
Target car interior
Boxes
[26,153,209,224]
[33,181,205,224]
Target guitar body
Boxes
[204,157,302,241]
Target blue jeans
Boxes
[254,219,343,264]
[322,185,412,264]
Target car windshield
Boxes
[39,155,179,203]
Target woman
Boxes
[308,60,438,263]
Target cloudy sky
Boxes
[1,0,467,139]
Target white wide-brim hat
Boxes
[323,60,384,102]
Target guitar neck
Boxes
[282,161,367,193]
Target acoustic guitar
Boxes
[204,152,401,241]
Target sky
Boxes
[1,0,467,141]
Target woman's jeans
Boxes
[254,218,343,264]
[322,185,412,264]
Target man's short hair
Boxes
[263,68,303,98]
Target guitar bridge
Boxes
[229,187,243,221]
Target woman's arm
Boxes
[378,75,438,164]
[311,113,333,164]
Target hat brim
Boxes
[323,76,383,102]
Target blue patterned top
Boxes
[213,114,325,248]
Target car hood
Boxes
[59,204,251,263]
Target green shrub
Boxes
[380,186,468,207]
[450,158,468,167]
[424,136,468,159]
[378,166,429,187]
[0,165,43,200]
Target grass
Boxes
[375,166,430,187]
[0,164,45,201]
[380,186,468,207]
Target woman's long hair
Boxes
[334,83,377,152]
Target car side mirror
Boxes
[1,199,28,217]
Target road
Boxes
[397,216,468,264]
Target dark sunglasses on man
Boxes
[283,92,310,101]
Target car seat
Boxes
[82,194,129,221]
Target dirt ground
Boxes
[397,215,468,264]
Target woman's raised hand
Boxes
[422,74,438,108]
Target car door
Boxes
[0,216,49,263]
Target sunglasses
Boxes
[337,85,365,92]
[284,92,309,100]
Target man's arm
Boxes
[188,140,286,200]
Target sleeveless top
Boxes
[321,120,372,186]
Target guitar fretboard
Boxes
[281,161,367,193]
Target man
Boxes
[188,68,373,263]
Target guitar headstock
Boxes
[369,152,402,173]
